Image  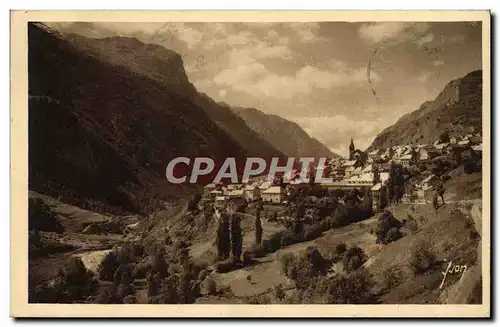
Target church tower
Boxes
[349,138,355,160]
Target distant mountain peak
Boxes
[231,106,341,158]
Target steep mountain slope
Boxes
[369,70,482,150]
[231,106,339,158]
[63,32,283,160]
[29,23,259,213]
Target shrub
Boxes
[333,243,347,262]
[326,269,377,304]
[242,250,253,266]
[375,211,402,244]
[284,248,329,290]
[133,261,152,279]
[122,295,137,304]
[404,215,419,234]
[273,284,286,301]
[464,160,477,174]
[244,294,272,304]
[215,260,235,273]
[148,294,167,304]
[385,227,402,244]
[250,243,268,258]
[341,246,365,272]
[280,253,296,276]
[95,285,119,304]
[410,244,436,274]
[151,249,169,278]
[117,283,135,300]
[469,230,480,240]
[303,219,331,241]
[113,264,133,284]
[280,231,302,247]
[146,272,162,297]
[188,193,202,212]
[305,247,329,275]
[197,269,209,281]
[203,276,218,295]
[382,266,404,290]
[98,251,119,281]
[267,231,287,252]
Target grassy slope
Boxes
[193,200,481,304]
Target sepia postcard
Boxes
[10,10,490,318]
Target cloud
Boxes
[415,33,435,47]
[213,60,381,100]
[432,60,445,66]
[417,71,432,83]
[289,22,325,43]
[449,34,466,43]
[358,22,410,44]
[358,22,431,46]
[265,29,290,45]
[219,89,227,98]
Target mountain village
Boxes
[202,131,482,214]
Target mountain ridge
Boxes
[230,106,340,158]
[368,70,482,151]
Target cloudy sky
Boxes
[48,21,482,156]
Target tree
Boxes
[147,272,161,297]
[432,193,439,211]
[360,189,373,218]
[375,211,402,244]
[230,215,243,264]
[464,158,478,174]
[378,185,389,210]
[215,213,231,260]
[99,251,119,281]
[387,164,405,205]
[315,197,331,220]
[436,181,445,205]
[255,213,263,245]
[292,203,305,237]
[438,131,450,144]
[326,269,376,304]
[373,165,381,185]
[273,284,286,302]
[188,193,202,212]
[151,248,169,278]
[96,285,119,304]
[113,263,133,285]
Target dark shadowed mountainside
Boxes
[29,23,280,213]
[368,70,482,150]
[230,106,340,158]
[63,32,283,160]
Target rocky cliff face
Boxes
[369,70,482,150]
[231,106,340,158]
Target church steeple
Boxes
[349,138,355,160]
